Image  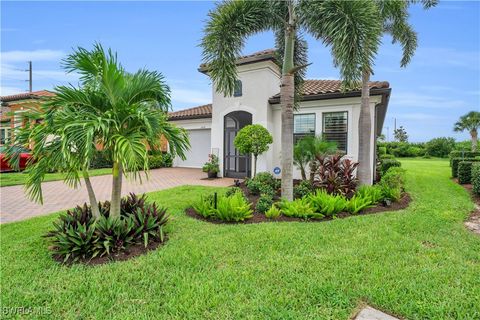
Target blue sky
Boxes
[1,1,479,142]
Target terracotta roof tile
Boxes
[199,49,276,71]
[0,90,55,103]
[271,79,390,100]
[168,104,212,120]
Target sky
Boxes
[1,1,479,142]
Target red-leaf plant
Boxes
[314,154,359,197]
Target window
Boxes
[294,113,315,143]
[0,126,11,145]
[233,80,242,97]
[323,112,348,152]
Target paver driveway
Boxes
[0,168,234,223]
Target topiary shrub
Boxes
[471,163,480,194]
[451,158,478,178]
[380,158,401,175]
[458,161,473,184]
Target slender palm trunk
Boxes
[82,169,101,218]
[309,160,317,184]
[300,165,306,181]
[280,4,296,201]
[471,129,478,152]
[357,69,372,185]
[110,161,123,217]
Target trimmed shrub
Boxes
[379,154,395,160]
[451,158,479,178]
[380,159,401,175]
[378,146,387,156]
[458,161,473,184]
[90,151,112,169]
[246,172,279,195]
[256,194,274,213]
[449,150,480,161]
[472,163,480,194]
[381,167,406,190]
[294,180,314,199]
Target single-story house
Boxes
[169,49,391,182]
[0,90,55,146]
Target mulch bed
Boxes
[52,237,168,266]
[454,179,480,235]
[186,181,411,224]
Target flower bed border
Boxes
[186,193,411,225]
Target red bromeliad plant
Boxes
[314,154,359,197]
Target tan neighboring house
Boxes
[0,90,55,146]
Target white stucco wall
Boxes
[209,60,281,177]
[271,95,382,181]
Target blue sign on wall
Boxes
[273,167,281,175]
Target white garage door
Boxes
[175,129,211,168]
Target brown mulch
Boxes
[457,181,480,235]
[52,237,168,266]
[186,193,411,225]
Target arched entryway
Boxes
[224,111,252,178]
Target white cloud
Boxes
[1,49,64,63]
[0,86,26,96]
[413,47,480,69]
[392,92,468,109]
[171,88,211,106]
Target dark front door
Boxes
[224,111,252,178]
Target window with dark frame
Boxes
[293,113,315,143]
[323,111,348,152]
[233,80,242,97]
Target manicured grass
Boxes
[0,168,112,187]
[1,159,479,319]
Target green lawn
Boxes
[0,168,112,187]
[1,159,479,319]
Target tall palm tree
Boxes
[355,0,436,185]
[454,111,480,151]
[7,44,190,218]
[201,0,380,200]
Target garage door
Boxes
[174,129,211,168]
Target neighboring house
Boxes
[168,49,391,182]
[0,90,55,146]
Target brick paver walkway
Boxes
[0,168,234,223]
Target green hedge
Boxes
[380,159,401,175]
[449,151,480,166]
[90,152,173,170]
[451,158,479,178]
[148,153,173,169]
[458,161,473,184]
[90,151,112,169]
[472,163,480,194]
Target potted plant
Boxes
[202,154,220,178]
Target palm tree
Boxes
[454,111,480,151]
[293,136,337,182]
[355,0,436,185]
[201,0,380,200]
[7,44,190,218]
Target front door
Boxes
[224,111,252,178]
